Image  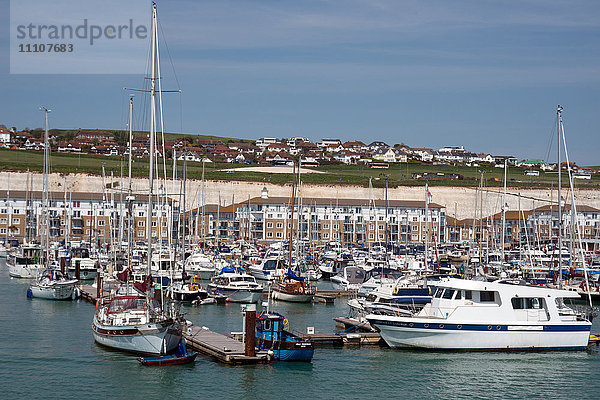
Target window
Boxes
[98,220,105,226]
[276,222,283,229]
[137,230,144,237]
[511,297,544,310]
[442,289,455,299]
[267,232,273,238]
[0,228,5,234]
[276,232,282,238]
[455,291,462,300]
[369,233,374,239]
[267,222,273,228]
[138,221,144,227]
[434,288,444,298]
[323,233,329,239]
[0,218,6,224]
[12,218,20,224]
[464,290,472,300]
[152,221,157,227]
[324,224,329,229]
[479,291,495,302]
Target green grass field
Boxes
[0,148,598,188]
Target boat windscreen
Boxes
[108,297,145,313]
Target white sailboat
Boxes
[27,107,78,300]
[92,2,182,355]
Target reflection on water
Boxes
[0,266,599,399]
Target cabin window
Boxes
[479,291,495,302]
[464,290,472,300]
[442,289,455,299]
[511,297,545,310]
[455,291,462,300]
[434,288,444,298]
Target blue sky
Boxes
[1,0,599,165]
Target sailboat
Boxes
[270,161,315,302]
[27,107,78,300]
[92,2,183,355]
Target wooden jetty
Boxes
[183,325,271,364]
[78,284,99,304]
[299,331,383,346]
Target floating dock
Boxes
[300,331,383,346]
[183,325,271,364]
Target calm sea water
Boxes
[1,261,599,400]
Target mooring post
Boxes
[75,260,80,280]
[244,304,256,357]
[96,271,102,300]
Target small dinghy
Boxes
[137,343,197,366]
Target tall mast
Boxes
[147,2,157,276]
[424,182,429,269]
[41,106,51,265]
[557,105,563,289]
[501,160,507,269]
[288,161,296,269]
[128,95,134,194]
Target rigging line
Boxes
[543,114,557,166]
[158,19,182,92]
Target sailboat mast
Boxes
[501,160,507,270]
[557,105,563,289]
[147,2,157,276]
[42,107,51,264]
[425,182,429,269]
[288,161,296,270]
[128,95,134,193]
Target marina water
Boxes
[1,262,599,400]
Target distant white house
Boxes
[256,137,278,149]
[333,150,361,164]
[0,128,11,144]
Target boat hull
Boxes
[138,352,197,366]
[29,282,77,300]
[68,268,97,280]
[208,286,263,303]
[271,289,313,303]
[272,348,315,361]
[8,262,43,278]
[92,317,182,356]
[367,316,591,350]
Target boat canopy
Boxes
[285,268,304,281]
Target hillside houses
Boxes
[0,122,590,170]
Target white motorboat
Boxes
[27,268,78,300]
[367,278,592,350]
[248,256,286,281]
[331,266,367,291]
[208,268,263,303]
[184,252,216,280]
[68,247,98,280]
[7,245,44,278]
